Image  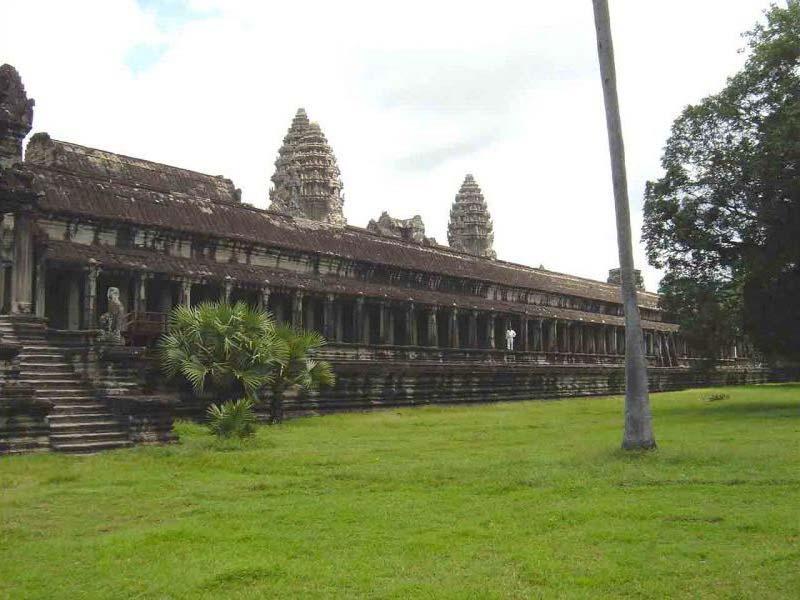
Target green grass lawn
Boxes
[1,385,798,599]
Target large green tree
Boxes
[643,4,800,361]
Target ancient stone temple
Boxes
[0,65,773,454]
[448,174,496,259]
[268,108,345,226]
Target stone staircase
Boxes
[0,316,132,453]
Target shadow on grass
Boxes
[661,401,799,419]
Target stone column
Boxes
[83,261,99,328]
[575,323,584,354]
[609,325,618,354]
[323,294,335,340]
[656,333,664,365]
[406,302,417,346]
[34,255,46,318]
[334,301,344,342]
[259,286,271,312]
[468,310,478,349]
[586,325,596,354]
[377,301,389,345]
[0,265,6,313]
[386,305,395,345]
[223,276,233,303]
[520,316,529,352]
[355,296,367,344]
[304,295,315,332]
[535,319,544,352]
[487,312,496,349]
[562,321,571,354]
[427,307,439,347]
[548,319,557,352]
[11,211,34,314]
[134,273,148,314]
[180,279,192,307]
[292,290,304,329]
[449,307,459,349]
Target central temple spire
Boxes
[268,108,345,226]
[447,174,496,259]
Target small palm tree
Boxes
[160,302,288,403]
[268,324,336,424]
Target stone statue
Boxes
[99,287,125,344]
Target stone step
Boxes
[35,390,94,397]
[14,379,85,385]
[18,373,79,380]
[50,430,129,443]
[49,417,119,428]
[50,404,110,414]
[51,439,133,454]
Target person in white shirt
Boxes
[505,325,516,351]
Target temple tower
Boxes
[447,174,496,259]
[269,108,345,226]
[0,64,34,168]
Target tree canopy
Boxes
[643,4,800,361]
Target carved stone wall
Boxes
[448,174,496,259]
[269,108,345,226]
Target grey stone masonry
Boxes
[448,174,496,259]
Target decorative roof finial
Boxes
[0,64,34,168]
[447,174,496,259]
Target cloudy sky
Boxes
[1,0,777,290]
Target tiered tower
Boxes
[0,64,34,168]
[447,174,496,259]
[268,108,345,226]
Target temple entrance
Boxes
[44,267,83,329]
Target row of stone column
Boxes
[33,261,684,363]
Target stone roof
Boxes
[25,137,662,310]
[43,239,676,331]
[25,133,240,205]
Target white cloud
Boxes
[0,0,775,290]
